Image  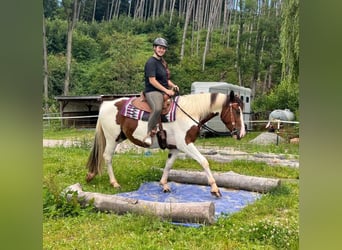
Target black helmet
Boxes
[153,37,168,48]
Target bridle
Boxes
[221,102,241,136]
[171,94,243,137]
[220,102,242,136]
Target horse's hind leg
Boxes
[160,149,179,192]
[103,137,122,188]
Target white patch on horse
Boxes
[239,107,246,138]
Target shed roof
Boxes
[55,94,139,102]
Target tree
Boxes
[280,0,299,83]
[92,0,97,22]
[43,14,49,111]
[63,0,79,96]
[202,0,222,71]
[43,0,59,18]
[180,0,194,60]
[43,0,292,112]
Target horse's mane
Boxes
[177,93,227,118]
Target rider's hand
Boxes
[166,89,175,97]
[173,85,179,92]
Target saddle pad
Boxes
[120,96,179,122]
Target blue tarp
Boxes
[116,181,262,227]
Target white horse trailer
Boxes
[191,82,252,135]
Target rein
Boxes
[171,95,234,137]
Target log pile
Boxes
[64,171,280,224]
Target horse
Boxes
[85,90,246,197]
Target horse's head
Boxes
[220,91,246,140]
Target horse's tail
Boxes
[86,120,106,175]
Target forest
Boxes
[43,0,299,119]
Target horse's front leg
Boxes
[181,143,222,197]
[202,159,222,198]
[160,149,179,192]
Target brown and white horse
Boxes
[86,91,246,197]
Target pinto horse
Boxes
[86,91,246,197]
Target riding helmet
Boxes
[153,37,168,48]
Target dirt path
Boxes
[178,147,299,168]
[43,139,299,168]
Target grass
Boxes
[43,127,299,249]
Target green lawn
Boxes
[43,128,299,249]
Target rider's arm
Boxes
[149,76,174,96]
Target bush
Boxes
[252,80,299,119]
[47,54,67,97]
[72,31,100,61]
[46,18,67,54]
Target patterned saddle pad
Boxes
[120,96,179,122]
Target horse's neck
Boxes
[178,93,226,118]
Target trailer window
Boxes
[240,96,244,101]
[246,97,249,103]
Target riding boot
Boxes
[143,128,157,146]
[143,136,152,146]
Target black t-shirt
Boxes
[144,57,168,93]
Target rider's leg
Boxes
[144,91,163,145]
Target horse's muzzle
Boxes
[231,129,241,140]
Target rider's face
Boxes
[154,45,167,57]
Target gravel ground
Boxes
[43,132,299,168]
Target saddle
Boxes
[131,92,174,150]
[131,92,173,115]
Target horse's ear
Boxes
[229,90,235,101]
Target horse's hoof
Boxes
[211,190,222,198]
[160,183,171,193]
[111,182,121,189]
[86,172,96,182]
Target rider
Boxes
[143,37,179,146]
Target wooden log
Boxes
[65,183,215,224]
[165,169,280,193]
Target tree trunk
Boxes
[236,0,244,86]
[76,0,82,21]
[42,15,49,111]
[221,0,229,41]
[195,0,204,56]
[169,0,176,25]
[180,0,194,60]
[227,0,238,48]
[165,169,281,193]
[109,0,115,20]
[65,183,215,225]
[127,0,131,16]
[64,0,78,96]
[114,0,120,19]
[92,0,97,22]
[162,0,166,15]
[133,0,141,20]
[202,0,221,71]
